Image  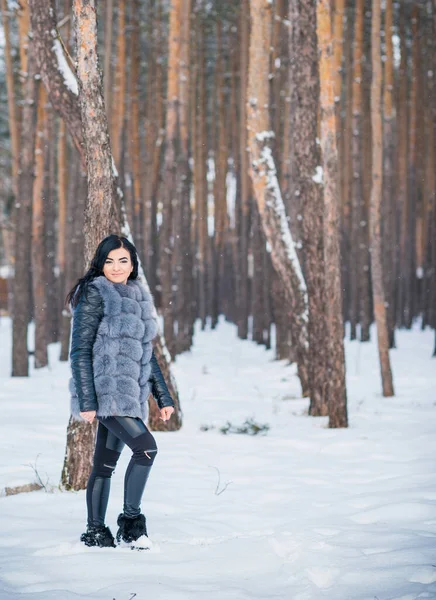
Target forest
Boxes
[1,0,436,476]
[0,1,435,597]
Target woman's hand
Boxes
[160,406,174,422]
[80,410,96,424]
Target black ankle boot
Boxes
[116,513,150,550]
[80,524,116,548]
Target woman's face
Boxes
[103,247,133,285]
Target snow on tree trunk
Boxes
[28,0,182,490]
[317,0,348,428]
[247,0,310,398]
[289,0,329,413]
[369,0,395,397]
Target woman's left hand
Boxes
[160,406,174,421]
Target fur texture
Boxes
[116,513,148,544]
[69,276,158,421]
[80,524,116,548]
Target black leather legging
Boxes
[86,416,158,527]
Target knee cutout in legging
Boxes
[131,431,158,466]
[92,448,121,478]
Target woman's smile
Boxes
[103,247,133,284]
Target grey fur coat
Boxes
[69,275,158,421]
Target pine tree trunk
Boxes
[44,105,59,343]
[12,36,39,377]
[289,0,329,414]
[213,20,228,326]
[103,0,114,120]
[360,9,373,342]
[425,1,436,334]
[251,202,265,344]
[342,6,353,335]
[1,0,20,194]
[369,0,395,397]
[129,0,143,251]
[175,0,193,353]
[32,86,49,369]
[407,5,419,329]
[194,10,208,329]
[60,154,84,364]
[350,0,364,342]
[248,0,310,399]
[397,4,409,328]
[160,0,182,358]
[238,0,250,340]
[111,0,127,167]
[382,0,396,347]
[317,0,348,428]
[58,1,72,362]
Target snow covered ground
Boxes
[0,316,436,600]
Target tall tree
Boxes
[32,86,49,369]
[369,0,395,397]
[238,0,251,340]
[289,0,329,414]
[160,0,182,358]
[111,0,127,167]
[12,35,40,377]
[317,0,348,428]
[1,0,20,194]
[248,0,310,398]
[350,0,365,341]
[396,3,409,328]
[382,0,396,348]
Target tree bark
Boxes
[350,0,365,341]
[248,0,310,399]
[111,0,127,167]
[28,2,85,165]
[369,0,395,397]
[289,0,329,414]
[12,35,39,377]
[160,0,182,359]
[396,4,409,328]
[382,0,396,348]
[1,0,20,193]
[103,0,114,121]
[32,86,49,369]
[194,8,208,330]
[341,5,353,334]
[238,0,250,340]
[317,0,348,428]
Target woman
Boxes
[66,234,175,550]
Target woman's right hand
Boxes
[80,410,96,424]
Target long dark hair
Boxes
[65,234,139,308]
